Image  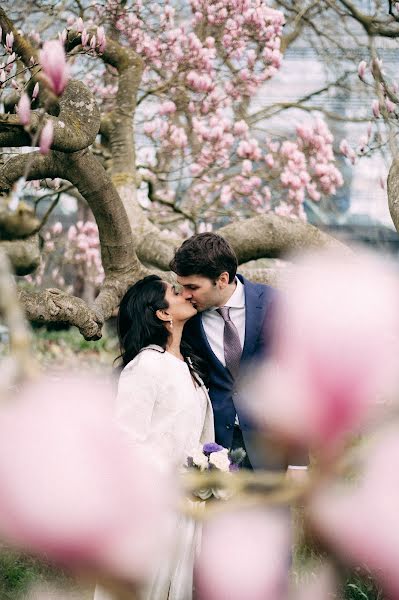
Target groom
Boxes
[170,232,292,470]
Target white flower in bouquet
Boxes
[209,448,230,472]
[190,446,209,471]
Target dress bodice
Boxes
[115,346,214,470]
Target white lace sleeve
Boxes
[115,358,159,444]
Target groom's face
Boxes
[177,274,226,312]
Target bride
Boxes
[94,275,214,600]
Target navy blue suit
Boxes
[183,275,276,468]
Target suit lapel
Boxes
[188,312,233,379]
[240,276,265,364]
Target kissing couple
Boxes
[95,232,278,600]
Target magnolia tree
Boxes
[0,1,398,337]
[0,0,398,335]
[0,0,360,338]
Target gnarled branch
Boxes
[218,214,348,264]
[0,148,145,337]
[0,80,101,152]
[0,234,41,275]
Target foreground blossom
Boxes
[39,119,54,154]
[243,250,399,457]
[17,93,31,125]
[195,508,290,600]
[0,376,176,580]
[39,40,70,95]
[310,427,399,597]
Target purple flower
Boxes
[203,442,224,455]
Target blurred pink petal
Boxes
[0,376,176,581]
[195,508,290,600]
[39,119,54,154]
[310,427,399,597]
[39,40,70,95]
[17,93,31,126]
[24,583,84,600]
[244,250,399,456]
[293,565,336,600]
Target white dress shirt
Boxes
[202,277,246,366]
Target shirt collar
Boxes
[209,277,245,311]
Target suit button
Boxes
[226,424,232,430]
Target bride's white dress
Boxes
[94,345,214,600]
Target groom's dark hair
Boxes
[170,232,238,283]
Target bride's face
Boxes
[163,282,197,323]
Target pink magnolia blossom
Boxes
[5,32,14,52]
[75,17,84,32]
[81,28,89,47]
[40,40,70,95]
[243,250,399,457]
[58,29,67,44]
[372,99,381,118]
[0,376,176,580]
[357,60,367,79]
[17,93,31,126]
[159,100,177,115]
[385,97,396,113]
[97,26,106,53]
[6,52,16,70]
[32,82,40,100]
[51,221,63,235]
[195,509,290,600]
[39,119,54,154]
[339,139,356,164]
[310,427,399,597]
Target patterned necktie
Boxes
[216,306,242,378]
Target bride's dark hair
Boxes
[116,275,208,384]
[117,275,169,367]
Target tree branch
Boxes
[0,80,101,152]
[0,148,146,335]
[387,158,399,234]
[218,214,348,264]
[0,234,41,275]
[0,249,35,391]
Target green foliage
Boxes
[0,548,69,599]
[293,508,384,600]
[31,324,117,354]
[345,570,385,600]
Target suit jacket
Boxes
[183,274,276,467]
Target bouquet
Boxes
[186,442,246,500]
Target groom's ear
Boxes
[217,271,230,288]
[155,309,170,323]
